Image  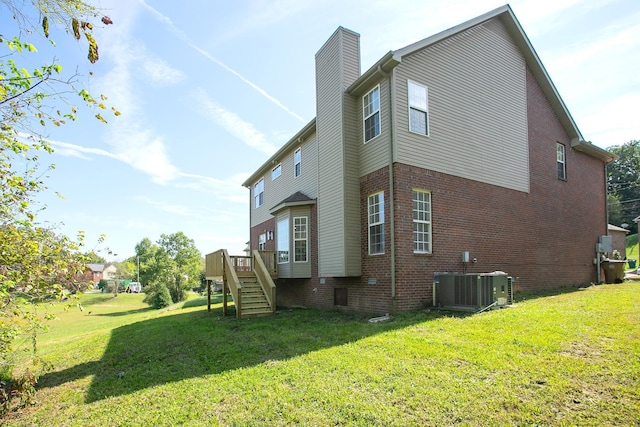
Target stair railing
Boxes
[252,250,276,313]
[221,249,242,318]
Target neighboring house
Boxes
[608,224,630,259]
[86,263,117,283]
[239,5,614,314]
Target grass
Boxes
[627,233,638,265]
[4,285,640,426]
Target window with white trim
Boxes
[254,179,264,208]
[557,143,566,179]
[408,80,429,135]
[293,216,308,262]
[271,164,282,180]
[363,86,380,143]
[413,190,432,253]
[277,218,289,264]
[294,148,301,178]
[368,192,384,255]
[258,233,266,250]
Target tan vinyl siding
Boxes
[394,19,529,193]
[343,92,362,275]
[316,27,362,277]
[358,77,392,177]
[250,133,318,227]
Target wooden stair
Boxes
[206,249,276,319]
[238,275,272,318]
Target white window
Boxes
[293,217,308,262]
[368,192,384,255]
[271,164,282,180]
[557,143,566,179]
[413,190,432,253]
[408,80,429,135]
[277,218,289,264]
[254,179,264,208]
[294,148,301,178]
[363,86,381,143]
[258,233,266,250]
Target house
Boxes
[85,263,117,284]
[216,5,614,316]
[608,224,630,260]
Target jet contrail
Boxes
[138,0,307,124]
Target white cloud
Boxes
[49,140,123,161]
[142,56,186,86]
[194,89,279,155]
[133,195,238,223]
[579,93,640,148]
[178,171,249,204]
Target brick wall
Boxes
[249,218,276,252]
[357,66,607,313]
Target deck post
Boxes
[207,279,211,311]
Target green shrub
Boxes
[143,284,172,309]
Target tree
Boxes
[0,0,115,413]
[607,140,640,234]
[142,283,172,309]
[157,232,203,303]
[84,251,107,264]
[135,233,203,307]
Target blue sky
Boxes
[7,0,639,262]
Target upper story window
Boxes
[272,164,282,180]
[363,86,381,143]
[294,148,301,178]
[293,216,308,263]
[368,192,385,255]
[413,190,432,253]
[557,143,566,180]
[254,178,264,208]
[408,80,429,136]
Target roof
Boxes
[243,5,614,188]
[608,224,630,234]
[87,263,107,272]
[270,191,316,215]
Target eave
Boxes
[571,138,617,163]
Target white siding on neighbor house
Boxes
[249,133,318,228]
[394,18,530,193]
[316,27,362,277]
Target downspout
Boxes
[600,161,609,283]
[377,64,396,300]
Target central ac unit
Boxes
[435,272,513,312]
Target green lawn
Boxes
[627,233,638,267]
[5,285,640,426]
